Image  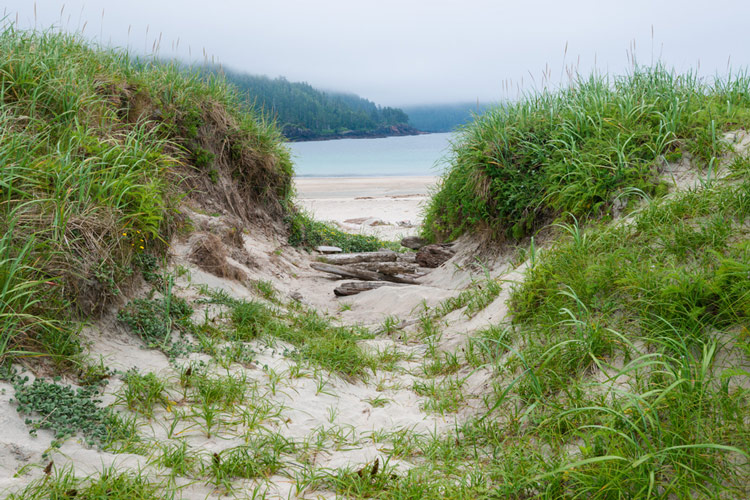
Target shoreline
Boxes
[294,172,439,178]
[285,129,428,143]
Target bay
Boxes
[288,132,453,177]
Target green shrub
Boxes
[117,296,192,346]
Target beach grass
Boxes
[311,66,750,499]
[423,66,750,242]
[0,25,292,368]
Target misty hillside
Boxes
[212,67,418,141]
[403,102,493,132]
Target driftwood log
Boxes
[396,252,417,263]
[315,245,343,254]
[319,251,419,266]
[320,251,398,265]
[400,236,427,250]
[310,262,420,285]
[334,281,394,296]
[352,261,419,275]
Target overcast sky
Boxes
[3,0,750,106]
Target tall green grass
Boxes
[423,67,750,241]
[0,215,76,367]
[480,162,750,496]
[330,68,750,499]
[0,25,292,367]
[318,169,750,498]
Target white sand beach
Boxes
[294,176,438,240]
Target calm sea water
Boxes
[288,132,453,177]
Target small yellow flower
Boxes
[139,245,144,250]
[122,232,127,236]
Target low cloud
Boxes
[5,0,749,105]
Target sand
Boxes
[294,176,437,240]
[2,183,519,500]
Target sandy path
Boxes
[0,199,516,500]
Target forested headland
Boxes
[209,67,420,141]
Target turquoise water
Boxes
[288,132,453,177]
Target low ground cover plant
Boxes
[12,376,135,449]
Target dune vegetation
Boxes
[423,67,750,241]
[0,26,293,370]
[1,23,749,500]
[410,67,750,497]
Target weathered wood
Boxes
[334,281,393,296]
[310,262,420,285]
[311,262,380,280]
[396,252,417,263]
[315,245,343,254]
[352,261,419,275]
[319,251,398,265]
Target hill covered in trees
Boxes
[214,68,420,141]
